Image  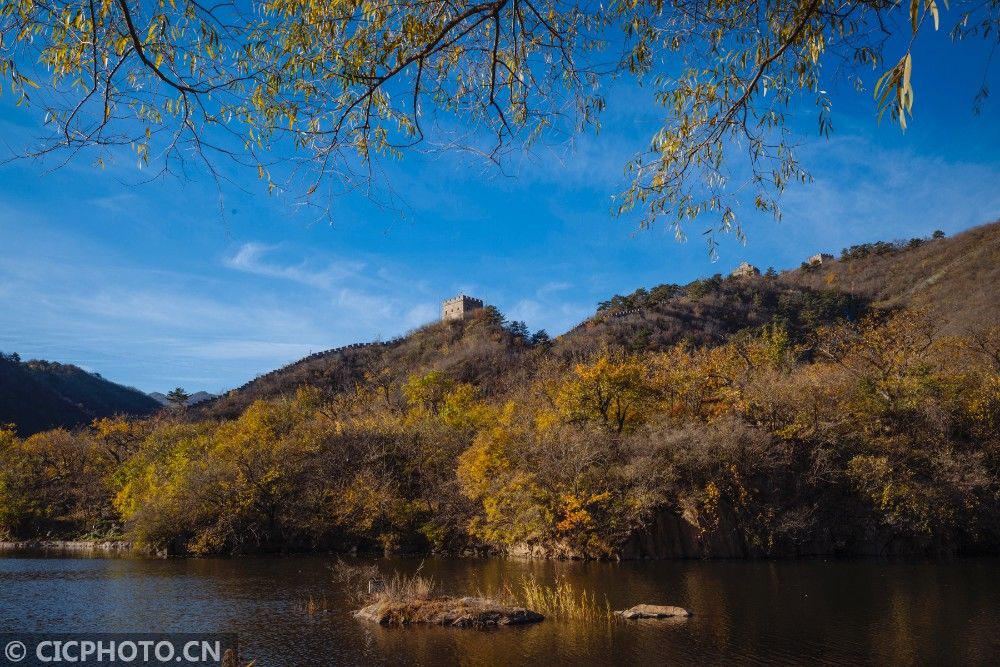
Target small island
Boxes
[355,596,543,628]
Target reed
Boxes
[302,594,328,615]
[220,648,255,667]
[498,575,612,622]
[379,568,437,602]
[334,560,608,625]
[332,559,437,604]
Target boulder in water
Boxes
[614,604,691,619]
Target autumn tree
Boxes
[963,325,1000,372]
[555,349,659,433]
[0,427,115,538]
[115,395,330,553]
[91,415,152,464]
[402,370,455,416]
[1,0,995,240]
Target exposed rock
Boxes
[354,596,544,628]
[620,505,948,559]
[508,540,586,560]
[615,604,691,619]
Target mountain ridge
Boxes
[200,219,1000,419]
[7,219,998,433]
[148,390,217,407]
[0,354,161,436]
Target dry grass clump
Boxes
[359,595,537,627]
[379,569,437,602]
[302,594,328,615]
[338,561,544,627]
[220,648,255,667]
[355,594,544,627]
[335,561,608,626]
[494,575,611,622]
[332,559,437,604]
[367,597,457,625]
[331,559,381,605]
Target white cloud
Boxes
[506,296,592,335]
[180,340,322,360]
[536,281,572,297]
[703,133,1000,267]
[508,299,544,323]
[791,137,1000,236]
[89,192,143,215]
[403,302,439,329]
[332,287,395,323]
[225,242,366,290]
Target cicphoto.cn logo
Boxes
[0,634,238,666]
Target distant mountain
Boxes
[0,354,161,436]
[148,390,217,407]
[779,220,1000,335]
[198,219,1000,420]
[11,220,996,430]
[557,220,1000,353]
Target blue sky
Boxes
[1,26,998,394]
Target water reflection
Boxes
[1,554,997,665]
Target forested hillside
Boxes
[200,316,536,420]
[198,278,862,421]
[202,221,997,417]
[0,354,160,436]
[782,222,1000,334]
[2,221,999,558]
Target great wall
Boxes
[224,336,408,397]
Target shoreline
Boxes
[0,539,993,561]
[0,539,141,555]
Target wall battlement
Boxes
[807,253,834,266]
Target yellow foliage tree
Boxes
[555,350,658,433]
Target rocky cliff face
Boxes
[619,509,975,559]
[622,511,747,559]
[505,512,752,560]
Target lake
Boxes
[1,553,998,665]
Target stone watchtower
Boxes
[730,261,760,278]
[441,294,484,322]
